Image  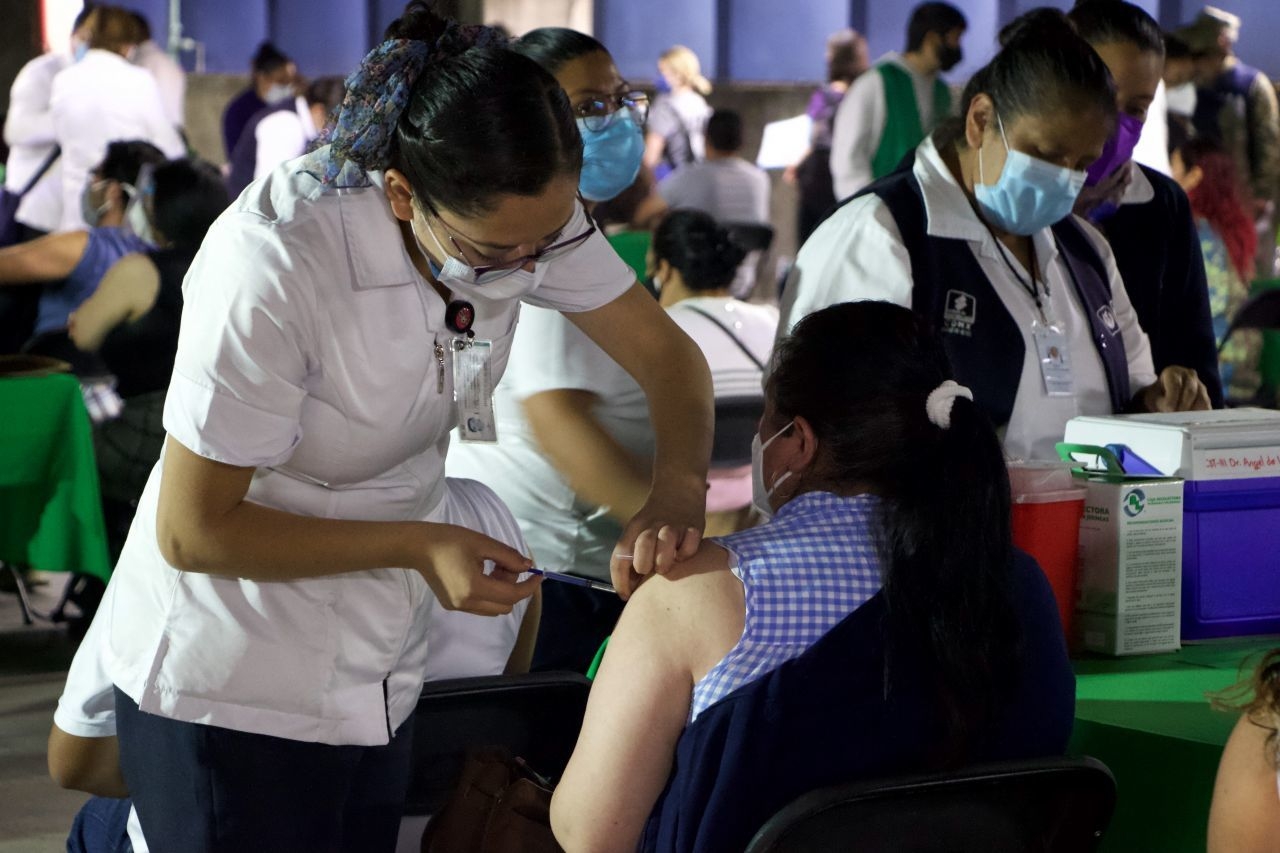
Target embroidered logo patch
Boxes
[1097,304,1120,335]
[943,290,976,337]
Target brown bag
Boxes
[420,748,562,853]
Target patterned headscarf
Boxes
[321,23,509,186]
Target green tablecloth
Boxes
[606,230,651,282]
[0,374,111,581]
[1070,638,1278,852]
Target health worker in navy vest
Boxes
[1068,0,1224,408]
[94,5,713,850]
[780,11,1210,462]
[550,301,1075,853]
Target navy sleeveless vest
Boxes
[863,166,1131,430]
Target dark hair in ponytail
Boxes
[513,27,608,75]
[386,2,582,216]
[1069,0,1165,57]
[939,8,1115,149]
[652,209,747,292]
[767,301,1018,760]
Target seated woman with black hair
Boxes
[651,209,777,535]
[68,158,228,547]
[551,301,1076,853]
[0,140,165,354]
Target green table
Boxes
[606,230,651,283]
[0,374,111,582]
[1070,638,1278,852]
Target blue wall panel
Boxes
[184,0,269,74]
[271,0,371,77]
[595,0,716,83]
[724,0,849,82]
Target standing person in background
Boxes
[788,29,870,245]
[50,5,185,232]
[220,42,297,161]
[1177,6,1280,277]
[225,77,346,199]
[450,26,678,675]
[128,11,186,132]
[644,45,713,180]
[658,110,770,296]
[1069,0,1224,408]
[4,7,96,240]
[829,2,966,200]
[650,209,777,536]
[1163,34,1198,142]
[1173,136,1264,402]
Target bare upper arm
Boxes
[1208,713,1280,853]
[550,544,743,852]
[47,725,127,798]
[155,436,257,570]
[0,230,89,284]
[68,253,159,351]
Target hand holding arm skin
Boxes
[156,437,540,616]
[567,283,714,598]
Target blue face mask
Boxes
[73,41,89,62]
[577,112,645,202]
[974,114,1087,236]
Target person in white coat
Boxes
[2,8,95,238]
[50,6,185,232]
[129,11,186,131]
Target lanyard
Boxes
[988,231,1050,325]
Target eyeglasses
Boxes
[422,199,597,284]
[574,91,650,132]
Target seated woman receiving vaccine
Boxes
[550,301,1076,853]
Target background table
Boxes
[0,374,111,583]
[1070,637,1278,852]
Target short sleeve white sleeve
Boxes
[520,202,636,313]
[54,601,117,738]
[163,212,316,468]
[778,193,914,336]
[501,305,631,400]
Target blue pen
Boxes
[528,569,616,594]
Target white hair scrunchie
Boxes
[925,380,974,430]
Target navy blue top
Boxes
[221,88,267,160]
[34,227,150,336]
[225,100,297,199]
[639,549,1076,853]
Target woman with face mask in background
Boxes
[448,27,682,674]
[0,140,165,358]
[1069,0,1225,409]
[780,10,1210,463]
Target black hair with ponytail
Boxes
[939,8,1115,149]
[652,209,746,293]
[767,301,1019,761]
[512,27,608,76]
[1069,0,1165,57]
[385,2,582,216]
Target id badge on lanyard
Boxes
[1032,318,1074,397]
[453,338,498,442]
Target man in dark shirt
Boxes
[220,42,297,161]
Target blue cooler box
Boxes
[1065,409,1280,640]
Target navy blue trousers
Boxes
[114,687,412,853]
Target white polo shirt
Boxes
[102,150,634,746]
[780,136,1155,461]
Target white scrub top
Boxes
[103,149,634,746]
[780,135,1156,461]
[446,305,653,583]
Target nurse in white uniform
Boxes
[780,10,1208,462]
[96,6,713,852]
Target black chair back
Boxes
[725,222,775,254]
[745,756,1116,853]
[712,395,765,468]
[403,672,590,816]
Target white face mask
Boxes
[410,209,548,302]
[751,420,795,520]
[265,83,294,104]
[121,166,158,246]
